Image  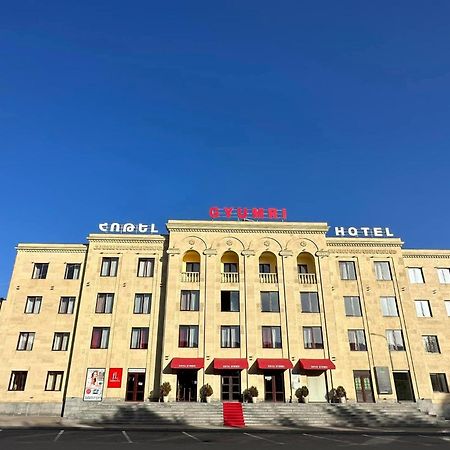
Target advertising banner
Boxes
[83,368,105,401]
[107,368,123,388]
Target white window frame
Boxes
[380,296,398,317]
[375,261,392,281]
[415,300,432,318]
[408,267,424,284]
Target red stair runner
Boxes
[223,402,245,428]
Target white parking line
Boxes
[182,431,201,441]
[302,433,357,445]
[244,432,285,445]
[122,431,133,443]
[362,435,399,445]
[420,434,450,442]
[54,430,64,442]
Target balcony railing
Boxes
[298,273,317,284]
[181,272,200,283]
[259,272,278,283]
[221,272,239,283]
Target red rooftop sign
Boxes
[209,207,287,221]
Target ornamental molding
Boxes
[167,248,181,255]
[403,253,450,259]
[203,249,217,256]
[17,248,86,254]
[328,249,398,255]
[279,250,293,257]
[92,245,162,251]
[169,228,325,235]
[327,242,401,249]
[241,250,256,257]
[315,250,329,258]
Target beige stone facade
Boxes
[0,219,449,414]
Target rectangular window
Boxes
[52,332,70,351]
[32,263,48,279]
[259,263,271,274]
[348,329,367,351]
[262,326,282,348]
[408,267,424,284]
[445,301,450,317]
[58,296,75,314]
[178,325,199,348]
[339,261,356,280]
[374,261,392,280]
[24,296,42,314]
[130,327,149,349]
[386,329,405,351]
[223,263,238,273]
[45,371,64,391]
[180,290,200,311]
[100,257,118,277]
[221,326,240,348]
[423,335,440,353]
[415,300,432,318]
[261,291,280,312]
[8,371,27,391]
[380,296,398,317]
[95,293,114,313]
[186,262,200,273]
[90,327,110,349]
[221,291,239,312]
[137,258,154,277]
[344,296,362,317]
[437,268,450,284]
[65,263,81,280]
[300,292,319,313]
[298,264,308,274]
[17,332,35,351]
[430,373,449,393]
[134,293,151,314]
[303,326,324,349]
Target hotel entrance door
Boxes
[177,370,197,402]
[221,371,241,401]
[125,372,145,402]
[264,372,285,402]
[353,370,375,403]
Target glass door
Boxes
[125,372,145,401]
[221,371,241,401]
[393,371,415,401]
[264,372,285,402]
[177,370,197,402]
[353,370,375,403]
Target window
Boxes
[134,293,151,314]
[437,268,450,284]
[186,262,200,273]
[386,329,405,351]
[95,293,114,313]
[24,296,42,314]
[90,327,110,349]
[339,261,356,280]
[380,296,398,317]
[261,291,280,312]
[221,291,239,312]
[178,325,199,348]
[344,296,362,317]
[303,326,323,349]
[137,258,154,277]
[32,263,48,279]
[17,332,35,351]
[65,263,81,280]
[223,263,238,273]
[445,301,450,317]
[348,329,367,351]
[374,261,392,280]
[58,296,75,314]
[430,373,449,393]
[423,335,440,353]
[262,326,282,348]
[408,267,424,284]
[298,264,308,273]
[45,371,63,391]
[100,257,118,277]
[221,326,240,348]
[300,292,319,313]
[415,300,432,318]
[8,371,27,391]
[259,263,271,273]
[52,332,70,351]
[130,328,149,349]
[180,290,199,311]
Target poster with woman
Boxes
[83,368,105,401]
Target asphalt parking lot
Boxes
[0,429,449,450]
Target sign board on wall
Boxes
[331,227,395,238]
[83,368,105,401]
[98,223,159,234]
[374,366,393,395]
[107,368,123,388]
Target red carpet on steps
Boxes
[223,402,245,427]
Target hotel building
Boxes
[0,216,449,415]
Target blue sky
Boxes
[1,1,450,296]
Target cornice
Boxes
[17,244,87,254]
[403,250,450,259]
[326,238,403,249]
[87,234,167,246]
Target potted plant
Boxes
[335,386,347,403]
[243,386,258,403]
[160,382,171,402]
[295,386,309,403]
[200,383,213,402]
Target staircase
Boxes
[223,402,245,428]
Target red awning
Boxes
[298,359,336,371]
[170,358,204,369]
[256,358,293,370]
[214,358,248,370]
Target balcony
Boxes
[221,272,239,283]
[298,273,317,284]
[181,272,200,283]
[259,273,278,283]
